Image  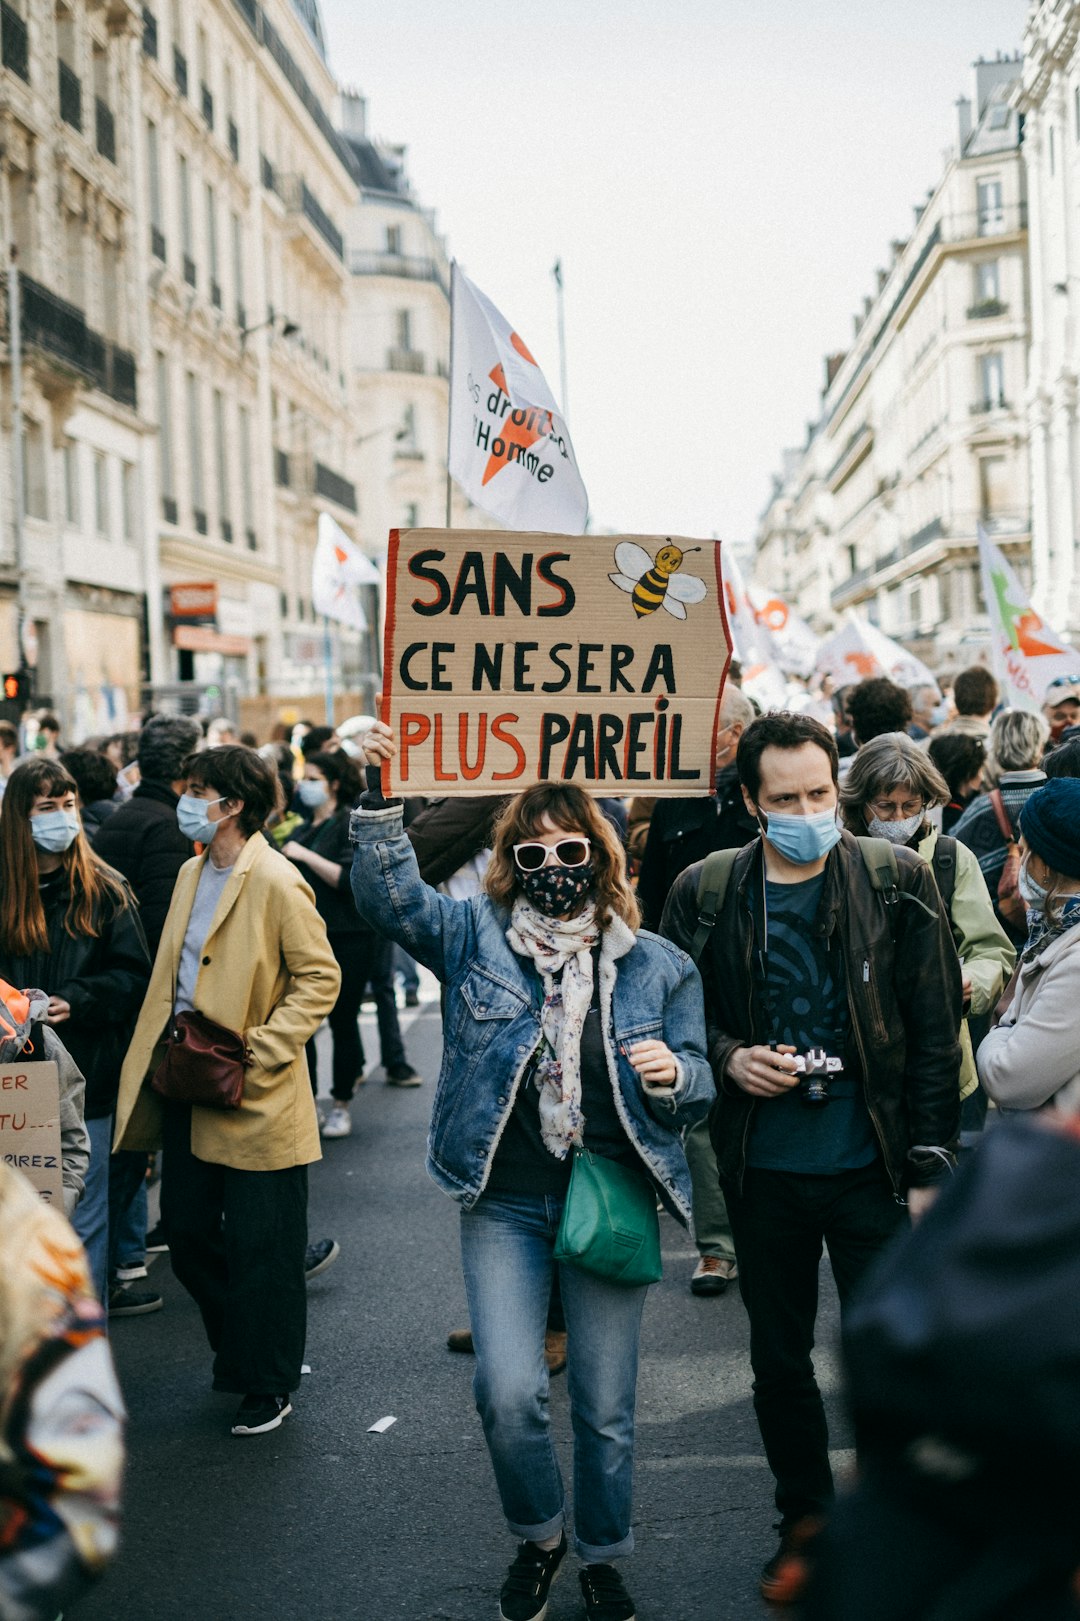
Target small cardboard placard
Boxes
[0,1059,64,1205]
[381,529,731,795]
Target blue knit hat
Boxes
[1019,779,1080,880]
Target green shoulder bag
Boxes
[554,1147,662,1287]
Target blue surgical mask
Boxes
[177,793,228,845]
[30,809,80,854]
[760,807,842,865]
[297,779,329,810]
[929,701,950,728]
[1018,861,1048,910]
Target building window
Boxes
[22,422,47,520]
[213,389,231,539]
[398,403,418,453]
[121,461,137,542]
[404,502,419,528]
[231,210,244,327]
[206,183,220,306]
[979,455,1009,519]
[179,154,195,285]
[63,441,80,526]
[239,404,255,548]
[976,177,1004,236]
[93,452,109,536]
[146,120,165,259]
[1075,84,1080,142]
[979,352,1006,409]
[975,260,1000,304]
[386,224,401,255]
[1050,124,1057,177]
[156,352,175,507]
[186,371,205,528]
[395,309,412,351]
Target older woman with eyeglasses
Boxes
[351,720,713,1621]
[840,733,1015,1119]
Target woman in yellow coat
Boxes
[114,746,340,1437]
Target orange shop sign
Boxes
[169,582,219,620]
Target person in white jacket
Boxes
[978,779,1080,1112]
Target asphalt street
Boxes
[73,987,849,1621]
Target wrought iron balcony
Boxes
[95,97,116,163]
[59,60,82,130]
[314,461,357,512]
[278,176,343,260]
[2,1,30,82]
[350,250,450,297]
[8,274,137,409]
[387,347,425,374]
[173,45,187,96]
[142,6,158,57]
[967,298,1008,320]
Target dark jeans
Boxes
[160,1101,308,1395]
[307,930,378,1101]
[721,1161,906,1524]
[368,933,406,1072]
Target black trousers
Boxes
[307,930,377,1101]
[160,1102,308,1395]
[721,1161,906,1524]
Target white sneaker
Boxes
[320,1105,352,1139]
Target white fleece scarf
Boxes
[507,895,636,1158]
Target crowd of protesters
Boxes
[0,660,1078,1618]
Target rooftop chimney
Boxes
[339,89,367,138]
[825,352,847,390]
[956,95,972,152]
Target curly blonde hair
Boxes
[484,783,640,931]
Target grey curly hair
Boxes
[839,731,950,832]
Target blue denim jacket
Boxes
[349,804,715,1226]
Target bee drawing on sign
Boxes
[609,542,707,620]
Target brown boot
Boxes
[446,1327,474,1354]
[544,1330,568,1376]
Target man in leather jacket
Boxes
[661,711,962,1606]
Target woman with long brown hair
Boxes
[0,758,151,1304]
[352,722,712,1621]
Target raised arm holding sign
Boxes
[380,529,732,796]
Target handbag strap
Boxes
[988,788,1016,843]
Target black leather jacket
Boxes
[660,831,963,1194]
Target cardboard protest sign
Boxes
[0,1059,63,1205]
[381,530,731,796]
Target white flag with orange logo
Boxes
[448,265,588,534]
[814,614,937,689]
[312,513,379,631]
[978,526,1080,711]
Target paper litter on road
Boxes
[301,1364,312,1375]
[367,1416,397,1434]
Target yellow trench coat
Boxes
[113,833,340,1170]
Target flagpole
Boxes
[322,615,334,726]
[445,259,457,529]
[552,259,568,421]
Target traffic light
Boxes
[0,670,31,722]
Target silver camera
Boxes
[790,1048,843,1105]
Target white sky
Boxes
[319,0,1028,549]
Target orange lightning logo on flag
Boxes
[481,361,556,487]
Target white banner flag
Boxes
[747,587,820,679]
[721,550,776,673]
[312,513,379,632]
[814,615,937,690]
[977,526,1080,711]
[448,265,588,534]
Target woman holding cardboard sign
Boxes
[352,720,712,1621]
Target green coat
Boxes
[916,825,1015,1100]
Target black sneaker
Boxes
[579,1564,636,1621]
[144,1222,169,1254]
[385,1062,422,1087]
[404,988,420,1008]
[231,1394,292,1437]
[108,1285,163,1317]
[759,1516,824,1606]
[499,1534,566,1621]
[304,1238,340,1279]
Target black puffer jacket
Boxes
[0,870,151,1119]
[92,780,193,957]
[660,831,963,1195]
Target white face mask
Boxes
[866,811,924,846]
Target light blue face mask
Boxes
[760,807,842,865]
[297,779,329,810]
[177,793,227,845]
[1018,861,1048,910]
[30,809,80,854]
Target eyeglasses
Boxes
[513,837,591,872]
[869,797,925,819]
[1047,677,1080,692]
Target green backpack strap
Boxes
[690,848,739,963]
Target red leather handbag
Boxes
[151,1010,251,1110]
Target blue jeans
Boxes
[460,1190,649,1563]
[73,1114,112,1304]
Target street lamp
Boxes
[239,314,299,348]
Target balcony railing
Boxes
[2,0,30,82]
[278,176,343,260]
[7,274,138,409]
[829,511,1030,606]
[58,60,82,130]
[349,249,450,297]
[200,81,213,127]
[173,45,187,96]
[314,461,357,513]
[967,298,1008,320]
[142,6,158,57]
[150,224,166,261]
[228,117,239,162]
[95,98,116,162]
[971,398,1009,415]
[387,347,425,374]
